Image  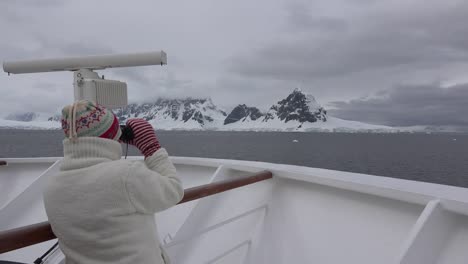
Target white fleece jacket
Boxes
[43,137,184,264]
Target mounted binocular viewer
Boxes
[3,51,167,109]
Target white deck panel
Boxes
[0,161,54,211]
[250,178,423,264]
[435,213,468,264]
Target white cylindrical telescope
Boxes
[3,51,167,74]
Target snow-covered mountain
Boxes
[0,112,60,129]
[221,90,396,132]
[223,89,326,127]
[112,89,338,131]
[0,89,416,132]
[114,98,227,130]
[6,112,39,122]
[47,114,61,122]
[0,119,61,130]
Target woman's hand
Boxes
[126,118,161,158]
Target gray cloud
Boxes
[286,3,348,33]
[109,68,151,87]
[54,43,114,56]
[0,0,65,24]
[329,83,468,127]
[1,38,114,61]
[229,1,468,80]
[0,0,64,8]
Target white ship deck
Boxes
[1,156,468,264]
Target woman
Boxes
[43,100,183,264]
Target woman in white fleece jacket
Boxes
[43,100,184,264]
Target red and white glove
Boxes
[126,118,161,158]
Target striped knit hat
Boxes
[61,100,121,141]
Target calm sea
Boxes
[1,129,467,188]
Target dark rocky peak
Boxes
[264,88,327,123]
[224,104,264,125]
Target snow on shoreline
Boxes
[0,117,428,133]
[0,119,61,130]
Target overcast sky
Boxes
[1,0,468,128]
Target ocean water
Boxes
[1,129,467,188]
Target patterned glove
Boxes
[126,118,161,158]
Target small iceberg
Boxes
[292,139,299,143]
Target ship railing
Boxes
[0,170,273,254]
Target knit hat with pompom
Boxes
[61,100,121,141]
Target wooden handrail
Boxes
[0,170,272,253]
[0,161,7,166]
[179,170,272,203]
[0,222,56,255]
